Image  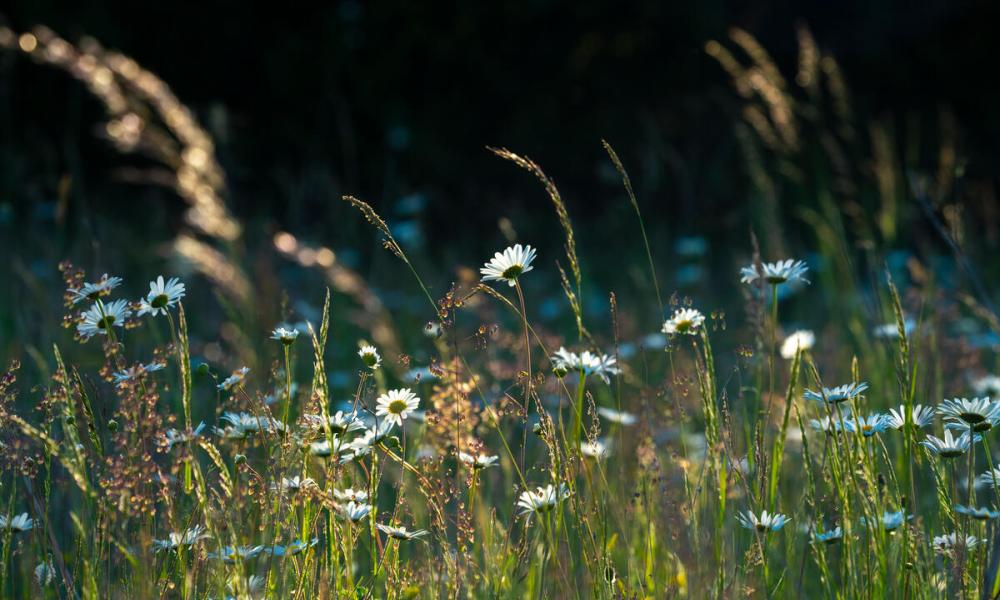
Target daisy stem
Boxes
[571,372,588,448]
[281,346,293,428]
[982,436,1000,508]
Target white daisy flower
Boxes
[271,476,316,494]
[267,538,318,557]
[550,347,620,383]
[812,526,844,545]
[68,274,122,304]
[358,345,382,370]
[780,330,815,359]
[208,545,265,563]
[737,510,790,533]
[873,319,916,339]
[865,510,909,532]
[215,411,285,438]
[933,532,980,554]
[338,501,372,523]
[153,525,210,552]
[886,404,936,430]
[0,512,33,532]
[973,375,1000,398]
[112,361,166,383]
[937,397,1000,432]
[919,429,979,458]
[803,382,869,404]
[333,488,369,504]
[340,421,396,462]
[480,244,536,287]
[457,452,500,470]
[739,259,810,285]
[77,299,131,340]
[136,276,185,317]
[516,483,572,516]
[301,411,365,435]
[375,388,420,427]
[218,367,250,391]
[271,327,300,345]
[809,415,849,434]
[596,407,637,426]
[163,422,206,450]
[34,559,55,586]
[580,439,611,459]
[955,504,1000,520]
[845,413,891,437]
[308,437,345,457]
[377,523,429,541]
[661,308,705,336]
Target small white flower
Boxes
[550,347,620,383]
[136,276,185,317]
[955,504,1000,520]
[153,525,210,552]
[267,538,318,557]
[301,411,365,435]
[873,319,915,339]
[308,437,345,457]
[163,422,206,450]
[34,559,55,586]
[377,523,429,540]
[886,404,936,430]
[333,488,369,503]
[271,476,316,494]
[580,439,610,459]
[803,382,869,404]
[933,532,980,554]
[737,509,790,533]
[340,421,396,462]
[68,274,122,304]
[809,416,850,434]
[972,375,1000,398]
[937,397,1000,432]
[480,244,536,287]
[218,367,250,391]
[209,545,265,563]
[457,452,500,470]
[596,407,637,426]
[271,327,300,345]
[920,429,979,458]
[339,501,372,523]
[215,411,285,438]
[845,413,891,437]
[661,308,705,336]
[739,259,810,285]
[516,483,572,516]
[112,361,166,383]
[77,299,131,340]
[0,512,33,532]
[358,345,382,370]
[780,330,815,359]
[812,526,844,544]
[375,388,420,427]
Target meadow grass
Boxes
[0,22,998,600]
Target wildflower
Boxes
[976,468,1000,489]
[457,452,500,470]
[597,407,637,425]
[341,421,396,461]
[873,319,915,339]
[136,276,185,317]
[661,308,705,336]
[358,345,382,370]
[209,545,265,563]
[920,430,979,458]
[580,439,611,459]
[77,299,131,339]
[301,411,365,435]
[271,476,316,494]
[268,538,319,557]
[480,244,536,287]
[68,274,122,304]
[271,327,300,345]
[937,397,1000,432]
[973,375,1000,398]
[217,367,250,391]
[338,501,372,523]
[517,483,572,516]
[803,382,869,404]
[308,438,344,457]
[955,504,1000,520]
[811,526,843,545]
[215,412,286,438]
[886,404,936,430]
[736,510,790,533]
[845,413,891,437]
[0,512,33,532]
[153,525,210,552]
[876,510,909,532]
[34,559,55,586]
[739,259,810,285]
[112,361,166,383]
[933,532,980,554]
[780,330,815,359]
[375,388,420,427]
[377,523,429,541]
[551,347,620,383]
[333,488,369,503]
[163,422,206,450]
